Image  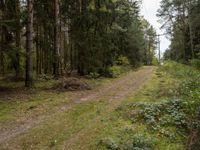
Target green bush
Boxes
[116,56,130,66]
[99,135,156,150]
[98,137,119,150]
[88,72,100,79]
[189,59,200,69]
[108,66,123,78]
[122,134,156,150]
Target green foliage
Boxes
[88,72,100,79]
[161,61,200,148]
[104,62,200,150]
[159,0,200,62]
[189,59,200,69]
[108,66,123,78]
[99,135,156,150]
[151,57,159,66]
[1,0,157,80]
[132,100,187,137]
[122,134,156,150]
[98,137,119,150]
[116,56,130,66]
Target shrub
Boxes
[88,72,100,79]
[108,66,123,78]
[116,56,130,66]
[189,59,200,69]
[98,135,156,150]
[122,134,156,150]
[132,100,188,133]
[98,137,119,150]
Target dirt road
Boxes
[0,66,155,145]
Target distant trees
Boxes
[158,0,200,62]
[0,0,157,87]
[142,19,157,65]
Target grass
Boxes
[94,67,185,150]
[0,67,136,125]
[0,64,193,149]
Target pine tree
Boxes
[25,0,34,87]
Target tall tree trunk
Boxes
[189,21,194,59]
[77,0,85,75]
[36,23,39,74]
[0,5,5,76]
[0,27,4,76]
[53,0,60,77]
[15,0,21,78]
[25,0,34,87]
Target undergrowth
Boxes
[98,61,200,150]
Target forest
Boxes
[0,0,200,149]
[0,0,157,87]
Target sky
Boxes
[140,0,171,56]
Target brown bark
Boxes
[0,7,5,76]
[15,0,21,78]
[25,0,34,87]
[36,23,39,74]
[53,0,60,77]
[0,27,4,76]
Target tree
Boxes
[0,0,157,81]
[158,0,200,61]
[53,0,60,77]
[15,0,21,78]
[25,0,34,87]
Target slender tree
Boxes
[25,0,34,87]
[53,0,60,77]
[15,0,21,78]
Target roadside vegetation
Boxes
[96,61,199,150]
[1,61,199,149]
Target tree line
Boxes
[0,0,157,87]
[159,0,200,62]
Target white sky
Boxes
[140,0,171,56]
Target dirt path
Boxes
[0,66,155,144]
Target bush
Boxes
[131,99,188,136]
[108,66,123,78]
[116,56,130,66]
[99,135,156,150]
[122,134,156,150]
[98,137,119,150]
[88,72,100,79]
[189,59,200,69]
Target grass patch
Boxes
[1,64,194,149]
[95,67,185,150]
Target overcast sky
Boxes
[140,0,170,56]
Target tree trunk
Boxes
[0,27,4,76]
[53,0,60,77]
[15,0,21,78]
[25,0,34,87]
[0,6,5,76]
[36,23,39,74]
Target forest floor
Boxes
[0,67,155,148]
[0,63,191,150]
